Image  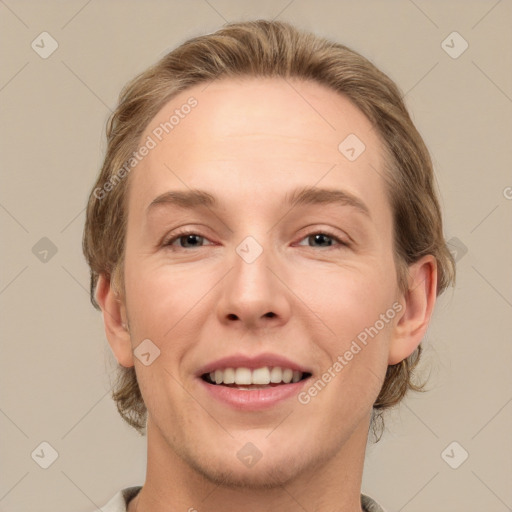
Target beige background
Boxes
[1,1,511,511]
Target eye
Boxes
[163,230,214,249]
[162,229,349,250]
[296,231,349,249]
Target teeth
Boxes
[235,367,252,385]
[223,367,235,384]
[269,367,282,383]
[282,368,293,384]
[251,367,270,385]
[206,366,305,386]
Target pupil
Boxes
[312,234,331,247]
[183,235,201,247]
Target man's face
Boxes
[121,77,402,486]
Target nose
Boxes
[216,237,291,330]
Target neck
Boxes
[129,415,370,512]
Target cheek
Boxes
[294,258,397,389]
[300,290,395,421]
[123,257,216,340]
[294,258,396,335]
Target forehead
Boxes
[143,77,381,160]
[126,77,390,223]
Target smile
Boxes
[202,366,311,388]
[199,366,312,411]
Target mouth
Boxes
[200,366,312,390]
[195,353,313,410]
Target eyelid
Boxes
[294,229,350,248]
[162,228,215,248]
[162,227,350,250]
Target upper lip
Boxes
[196,352,312,377]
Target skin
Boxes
[96,77,437,512]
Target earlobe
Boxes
[388,255,438,365]
[95,274,134,368]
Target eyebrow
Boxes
[146,186,371,219]
[286,186,371,219]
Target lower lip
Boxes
[198,377,310,411]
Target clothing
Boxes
[100,487,140,512]
[361,493,388,512]
[99,486,387,511]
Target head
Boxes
[83,19,455,484]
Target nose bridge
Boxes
[232,233,275,300]
[218,231,290,326]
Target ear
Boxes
[388,255,438,365]
[95,273,134,367]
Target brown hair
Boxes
[83,20,456,437]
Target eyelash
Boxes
[162,229,349,250]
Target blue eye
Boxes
[164,231,212,249]
[163,230,349,250]
[297,232,348,248]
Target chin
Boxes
[187,454,308,490]
[180,433,338,492]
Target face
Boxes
[119,77,403,487]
